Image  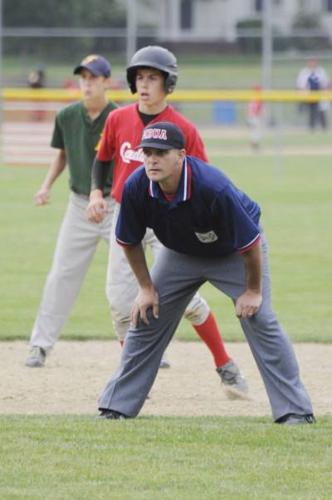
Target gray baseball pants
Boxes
[106,202,210,340]
[29,192,114,351]
[99,234,313,421]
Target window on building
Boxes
[181,0,193,29]
[255,0,263,11]
[254,0,282,11]
[324,0,332,12]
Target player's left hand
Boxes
[86,197,108,223]
[34,187,50,205]
[235,290,262,318]
[131,286,159,327]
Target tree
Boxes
[291,12,330,51]
[3,0,126,28]
[3,0,128,61]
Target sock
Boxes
[193,312,230,368]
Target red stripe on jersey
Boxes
[116,238,136,247]
[163,192,176,202]
[238,234,261,254]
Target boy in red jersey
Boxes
[87,46,248,399]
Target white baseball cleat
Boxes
[159,352,171,369]
[216,360,250,400]
[25,346,46,367]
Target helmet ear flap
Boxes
[129,80,137,94]
[165,74,177,94]
[127,68,138,93]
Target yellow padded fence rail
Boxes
[3,88,332,102]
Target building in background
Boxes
[136,0,332,44]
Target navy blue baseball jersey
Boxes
[116,156,261,258]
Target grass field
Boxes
[0,416,331,499]
[2,55,270,88]
[1,127,331,498]
[6,54,332,89]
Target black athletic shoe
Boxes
[97,409,126,420]
[276,413,316,425]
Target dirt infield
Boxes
[1,341,331,418]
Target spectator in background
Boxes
[246,85,264,151]
[27,66,46,121]
[28,67,46,89]
[296,58,330,130]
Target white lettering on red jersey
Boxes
[120,142,144,164]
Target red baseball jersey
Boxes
[97,103,208,203]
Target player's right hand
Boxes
[131,286,159,327]
[86,197,108,223]
[235,289,262,318]
[34,188,50,205]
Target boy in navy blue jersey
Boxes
[97,121,314,425]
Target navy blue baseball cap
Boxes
[73,54,111,77]
[138,122,185,150]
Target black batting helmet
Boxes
[126,45,178,94]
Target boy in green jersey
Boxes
[26,55,117,367]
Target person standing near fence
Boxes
[27,66,47,122]
[246,85,264,151]
[296,57,330,130]
[87,45,249,399]
[25,55,117,367]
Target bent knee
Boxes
[184,294,210,325]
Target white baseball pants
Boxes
[29,192,114,351]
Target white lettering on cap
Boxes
[142,128,168,141]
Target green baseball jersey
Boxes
[51,101,117,196]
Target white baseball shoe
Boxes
[216,360,249,400]
[159,352,171,369]
[25,346,46,367]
